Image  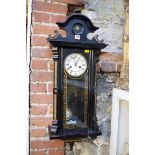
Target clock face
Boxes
[64,53,87,77]
[73,23,83,34]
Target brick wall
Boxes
[29,0,84,155]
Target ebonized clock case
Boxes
[47,13,108,140]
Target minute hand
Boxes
[75,59,79,66]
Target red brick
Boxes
[31,129,47,137]
[33,25,57,35]
[47,104,53,114]
[98,53,122,72]
[99,52,122,62]
[30,94,53,104]
[30,83,46,93]
[32,48,52,58]
[52,0,85,6]
[101,61,117,73]
[31,140,43,149]
[31,140,64,149]
[43,140,64,149]
[51,3,68,14]
[31,59,48,70]
[48,149,64,155]
[96,62,101,72]
[33,24,66,37]
[30,117,52,127]
[31,150,46,155]
[43,140,64,148]
[30,106,48,115]
[32,36,49,46]
[33,1,68,14]
[33,11,50,23]
[31,71,52,82]
[49,62,54,71]
[50,15,67,23]
[33,1,53,12]
[47,83,53,93]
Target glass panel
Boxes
[63,72,88,128]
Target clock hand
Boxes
[75,59,79,66]
[73,58,77,66]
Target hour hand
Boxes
[73,58,76,65]
[75,60,79,66]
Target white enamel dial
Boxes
[64,53,87,77]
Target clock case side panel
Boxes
[87,50,101,136]
[48,47,64,139]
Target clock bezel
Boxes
[72,23,84,35]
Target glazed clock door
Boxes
[63,48,89,130]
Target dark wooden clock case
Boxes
[47,13,108,140]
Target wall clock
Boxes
[47,12,108,140]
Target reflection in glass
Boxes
[65,76,88,128]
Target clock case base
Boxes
[48,125,101,140]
